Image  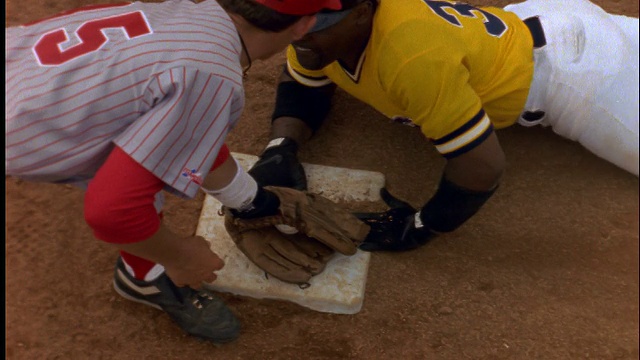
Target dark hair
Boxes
[216,0,302,32]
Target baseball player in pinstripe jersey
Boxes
[6,0,341,343]
[248,0,639,251]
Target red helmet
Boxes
[253,0,342,15]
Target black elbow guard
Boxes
[419,176,498,233]
[272,80,335,133]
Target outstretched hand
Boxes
[354,188,435,252]
[164,235,224,290]
[248,140,307,190]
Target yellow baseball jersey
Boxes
[287,0,536,158]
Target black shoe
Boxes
[113,257,240,343]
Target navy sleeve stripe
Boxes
[431,110,493,157]
[432,109,486,145]
[440,124,494,159]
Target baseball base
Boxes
[196,152,385,314]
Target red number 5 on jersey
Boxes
[33,11,152,66]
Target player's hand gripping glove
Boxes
[248,137,307,190]
[354,188,436,252]
[224,186,371,285]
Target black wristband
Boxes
[272,79,335,133]
[231,187,280,219]
[419,176,498,233]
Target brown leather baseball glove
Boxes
[223,186,370,286]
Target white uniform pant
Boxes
[506,0,639,176]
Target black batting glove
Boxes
[354,188,435,252]
[248,137,307,190]
[230,186,280,219]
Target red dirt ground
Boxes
[6,0,639,359]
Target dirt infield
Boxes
[6,0,639,359]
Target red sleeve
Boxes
[85,144,231,244]
[84,146,164,244]
[211,143,230,171]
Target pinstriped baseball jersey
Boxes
[287,0,535,158]
[6,0,245,198]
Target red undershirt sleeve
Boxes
[211,143,230,170]
[84,144,231,244]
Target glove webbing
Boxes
[229,205,358,255]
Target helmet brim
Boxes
[253,0,342,16]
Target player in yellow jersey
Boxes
[248,0,639,252]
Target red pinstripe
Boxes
[6,46,115,101]
[157,24,237,40]
[13,48,241,111]
[9,47,119,105]
[118,39,238,60]
[7,95,144,154]
[152,70,213,174]
[170,90,233,189]
[110,80,156,151]
[128,69,185,158]
[10,61,142,124]
[5,46,32,51]
[178,123,230,193]
[188,122,232,193]
[17,71,99,105]
[140,68,194,165]
[21,3,131,27]
[124,39,238,58]
[156,76,165,97]
[7,79,147,135]
[163,17,237,33]
[9,13,239,105]
[158,74,223,178]
[8,109,144,161]
[19,18,91,37]
[185,92,233,172]
[10,120,132,173]
[7,0,243,189]
[6,66,57,101]
[109,48,241,75]
[169,7,230,24]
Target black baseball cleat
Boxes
[112,257,240,343]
